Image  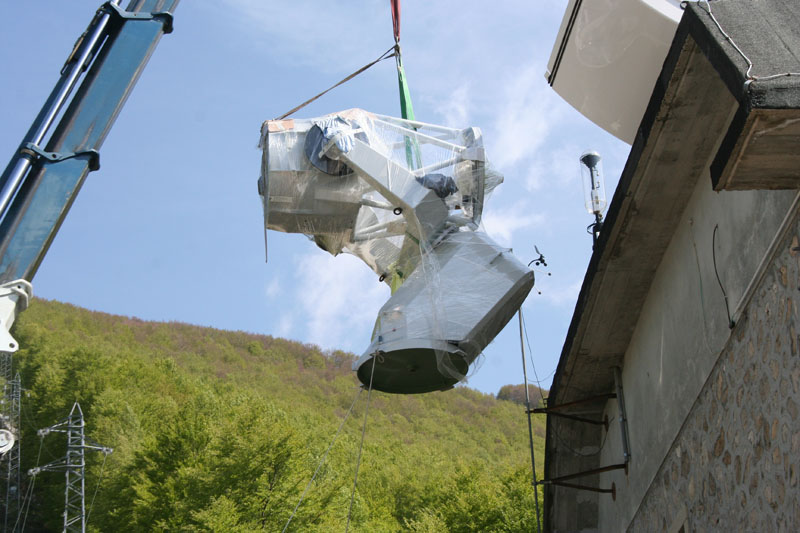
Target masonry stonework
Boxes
[628,214,800,532]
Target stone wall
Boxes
[628,216,800,532]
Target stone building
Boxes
[541,1,800,531]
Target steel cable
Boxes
[345,355,377,533]
[282,386,362,532]
[16,437,42,532]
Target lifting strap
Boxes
[396,54,416,124]
[273,46,396,121]
[391,0,413,120]
[391,0,423,170]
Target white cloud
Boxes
[436,85,471,128]
[218,0,387,73]
[290,250,389,352]
[489,66,564,169]
[524,142,585,192]
[265,278,281,298]
[481,202,545,248]
[276,313,294,338]
[541,278,584,308]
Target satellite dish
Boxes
[0,429,15,454]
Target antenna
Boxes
[580,150,607,247]
[29,402,112,533]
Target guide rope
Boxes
[16,437,43,532]
[85,452,109,527]
[518,310,542,533]
[520,310,550,406]
[525,308,611,459]
[273,46,397,121]
[345,354,377,533]
[282,386,363,532]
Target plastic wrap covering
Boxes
[259,109,533,393]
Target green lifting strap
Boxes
[396,53,415,122]
[390,0,421,294]
[395,51,423,171]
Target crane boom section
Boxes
[0,1,178,283]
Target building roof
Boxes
[544,0,800,528]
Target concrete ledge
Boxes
[684,0,800,190]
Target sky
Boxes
[0,1,630,396]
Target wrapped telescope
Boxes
[259,109,533,393]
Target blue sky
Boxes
[0,1,630,396]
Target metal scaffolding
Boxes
[0,358,20,533]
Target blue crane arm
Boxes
[0,1,178,283]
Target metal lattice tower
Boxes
[31,403,112,533]
[0,355,10,399]
[0,360,20,533]
[0,354,11,432]
[63,403,85,533]
[4,373,20,533]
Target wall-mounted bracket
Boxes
[533,392,616,429]
[530,408,608,429]
[102,1,175,34]
[546,480,616,500]
[537,462,627,500]
[21,143,100,172]
[541,378,632,500]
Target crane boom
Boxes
[0,1,178,284]
[0,1,177,357]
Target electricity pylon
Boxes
[30,403,112,533]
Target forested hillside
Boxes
[7,299,545,531]
[496,384,547,407]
